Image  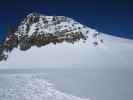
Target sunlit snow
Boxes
[0,73,89,100]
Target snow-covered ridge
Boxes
[14,12,102,43]
[0,12,103,61]
[15,13,90,37]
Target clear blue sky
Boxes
[0,0,133,40]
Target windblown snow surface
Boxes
[0,73,89,100]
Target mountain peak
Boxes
[0,13,103,61]
[26,12,41,17]
[15,13,92,38]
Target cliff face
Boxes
[0,13,102,61]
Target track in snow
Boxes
[0,73,89,100]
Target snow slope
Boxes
[0,73,89,100]
[0,33,133,69]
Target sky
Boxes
[0,0,133,40]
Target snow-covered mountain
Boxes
[0,13,103,60]
[0,13,133,100]
[15,13,89,38]
[0,12,133,69]
[0,12,102,61]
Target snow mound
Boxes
[0,73,89,100]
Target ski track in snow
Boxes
[0,73,89,100]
